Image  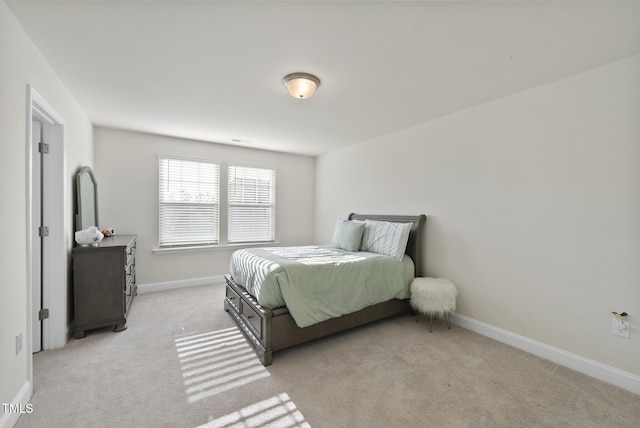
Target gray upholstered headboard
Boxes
[348,213,427,277]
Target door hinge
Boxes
[39,308,49,321]
[39,226,50,237]
[38,142,49,154]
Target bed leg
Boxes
[258,349,272,367]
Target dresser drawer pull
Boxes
[246,314,254,319]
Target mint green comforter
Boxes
[230,245,414,328]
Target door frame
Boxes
[26,86,67,393]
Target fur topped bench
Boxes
[410,277,457,332]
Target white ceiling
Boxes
[7,1,640,156]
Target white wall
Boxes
[316,55,640,377]
[94,127,315,286]
[0,0,93,421]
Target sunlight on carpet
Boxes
[175,327,270,403]
[197,392,311,428]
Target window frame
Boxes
[227,163,277,244]
[156,156,277,252]
[158,155,221,248]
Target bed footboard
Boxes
[224,275,274,365]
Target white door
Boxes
[31,120,43,353]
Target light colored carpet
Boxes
[15,283,640,428]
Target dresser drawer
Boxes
[125,264,135,293]
[125,240,136,269]
[241,300,264,339]
[225,286,241,312]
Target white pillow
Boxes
[360,220,412,261]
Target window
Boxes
[158,157,219,247]
[158,157,276,248]
[228,165,276,243]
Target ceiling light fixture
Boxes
[282,72,321,100]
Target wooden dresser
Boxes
[72,234,137,339]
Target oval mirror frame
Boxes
[76,166,99,231]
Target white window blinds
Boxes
[228,165,276,243]
[159,157,219,247]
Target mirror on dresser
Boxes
[75,166,99,231]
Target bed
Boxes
[223,213,426,366]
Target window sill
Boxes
[152,242,280,254]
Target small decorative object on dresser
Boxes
[74,226,104,246]
[72,235,137,339]
[410,277,457,332]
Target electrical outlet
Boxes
[612,318,630,338]
[16,332,22,355]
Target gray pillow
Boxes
[331,220,365,252]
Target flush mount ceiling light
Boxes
[282,72,321,100]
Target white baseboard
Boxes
[136,275,226,294]
[451,313,640,395]
[0,381,31,428]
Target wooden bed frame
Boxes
[223,213,426,366]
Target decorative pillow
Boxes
[331,219,365,252]
[360,220,412,261]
